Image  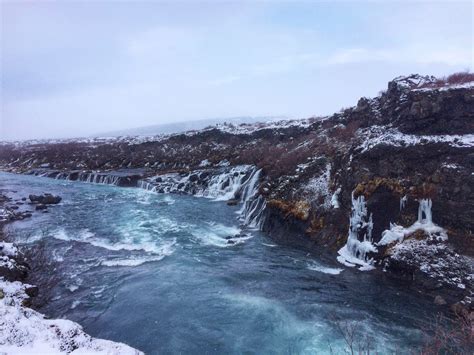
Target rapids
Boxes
[2,172,437,354]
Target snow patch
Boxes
[358,126,474,153]
[304,163,332,209]
[331,188,341,209]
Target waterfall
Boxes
[337,194,377,271]
[137,180,156,192]
[137,165,267,229]
[241,195,266,229]
[238,169,261,214]
[237,169,266,228]
[35,170,123,186]
[198,165,254,201]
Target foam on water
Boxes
[307,262,344,275]
[191,222,251,248]
[261,242,278,247]
[101,255,169,267]
[51,228,177,256]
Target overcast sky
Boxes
[1,1,472,140]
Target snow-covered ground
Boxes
[0,242,142,354]
[357,126,474,153]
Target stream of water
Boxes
[2,172,436,354]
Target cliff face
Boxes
[1,74,473,302]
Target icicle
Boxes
[337,193,377,271]
[417,199,432,223]
[400,195,408,211]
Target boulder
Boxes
[226,199,239,206]
[29,193,62,205]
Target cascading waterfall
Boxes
[237,169,266,228]
[198,165,254,201]
[31,169,123,186]
[32,164,269,230]
[237,168,261,215]
[75,172,121,185]
[138,180,156,192]
[138,165,267,229]
[241,196,267,229]
[337,193,377,271]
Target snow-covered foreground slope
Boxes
[0,278,142,354]
[0,239,142,354]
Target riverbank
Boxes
[0,191,143,354]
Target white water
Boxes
[2,172,438,354]
[37,170,123,186]
[196,165,254,201]
[139,165,266,230]
[307,261,344,275]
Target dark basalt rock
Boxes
[226,199,239,206]
[29,193,62,205]
[25,285,39,298]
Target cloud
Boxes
[1,1,472,140]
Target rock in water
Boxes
[29,193,62,205]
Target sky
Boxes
[1,0,472,140]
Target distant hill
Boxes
[93,116,286,137]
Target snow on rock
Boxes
[0,242,21,271]
[304,163,332,209]
[331,188,341,209]
[198,159,211,167]
[207,117,316,135]
[357,125,474,153]
[378,199,447,246]
[391,73,474,92]
[0,242,18,257]
[391,74,438,90]
[385,239,472,290]
[380,199,472,290]
[0,278,143,354]
[337,194,377,271]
